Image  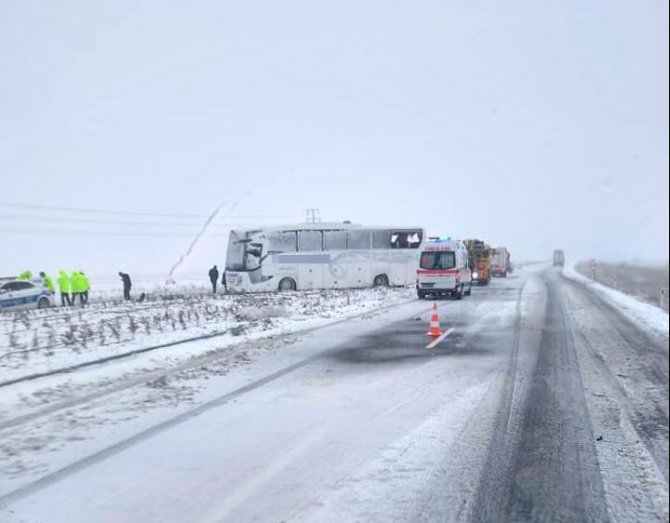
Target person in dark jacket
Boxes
[208,265,219,294]
[119,272,132,300]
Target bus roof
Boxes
[233,223,425,232]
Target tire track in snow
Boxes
[561,274,669,483]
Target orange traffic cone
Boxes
[426,302,442,337]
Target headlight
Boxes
[473,272,479,279]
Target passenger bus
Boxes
[224,222,425,292]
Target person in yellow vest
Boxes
[80,271,90,305]
[57,270,71,306]
[71,270,84,306]
[17,270,33,281]
[39,271,55,293]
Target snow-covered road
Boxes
[1,266,668,522]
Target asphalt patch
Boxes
[330,319,470,365]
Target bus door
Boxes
[391,230,422,285]
[323,230,347,289]
[347,230,372,287]
[297,230,324,290]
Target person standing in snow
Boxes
[208,265,219,294]
[57,269,71,306]
[70,270,79,304]
[39,271,55,293]
[80,271,90,305]
[71,270,84,305]
[119,272,132,300]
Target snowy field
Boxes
[574,260,669,312]
[0,286,414,385]
[564,263,669,339]
[0,284,422,501]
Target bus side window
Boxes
[391,230,423,249]
[372,230,391,249]
[347,230,371,250]
[268,231,297,253]
[323,230,346,250]
[298,230,322,251]
[408,230,422,248]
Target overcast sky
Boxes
[1,0,668,279]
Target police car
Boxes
[0,279,54,312]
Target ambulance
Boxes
[416,239,473,299]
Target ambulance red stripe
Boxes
[416,269,459,275]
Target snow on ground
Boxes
[0,286,414,385]
[0,270,528,522]
[564,263,669,339]
[0,285,418,479]
[0,296,436,500]
[560,275,669,521]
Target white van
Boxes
[416,239,473,299]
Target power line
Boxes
[0,213,245,228]
[0,202,208,218]
[0,202,302,220]
[0,227,228,238]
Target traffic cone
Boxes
[426,302,442,337]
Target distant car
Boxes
[553,249,565,267]
[0,280,54,312]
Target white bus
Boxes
[224,222,425,292]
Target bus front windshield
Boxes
[225,230,248,271]
[420,251,456,270]
[226,230,297,272]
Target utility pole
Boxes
[590,259,597,281]
[661,288,667,310]
[305,208,321,223]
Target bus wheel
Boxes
[372,274,389,288]
[278,278,296,292]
